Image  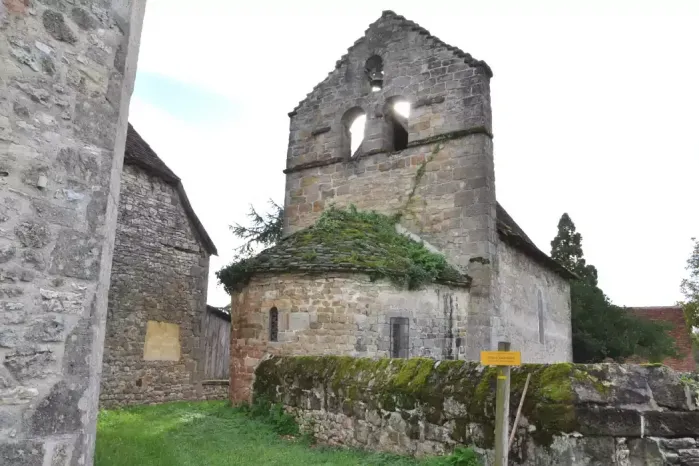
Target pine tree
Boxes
[550,213,598,286]
[551,213,677,363]
[229,199,284,259]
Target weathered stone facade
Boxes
[230,273,469,401]
[256,356,699,465]
[229,10,574,403]
[0,0,145,464]
[282,10,573,360]
[100,126,226,407]
[497,240,572,363]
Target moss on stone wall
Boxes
[253,356,617,449]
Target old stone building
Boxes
[227,10,575,402]
[99,124,227,407]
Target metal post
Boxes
[494,341,511,466]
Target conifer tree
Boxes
[551,213,677,363]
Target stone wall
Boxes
[255,356,699,465]
[0,1,145,464]
[100,164,226,407]
[496,240,573,363]
[229,273,469,402]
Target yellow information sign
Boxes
[480,350,521,366]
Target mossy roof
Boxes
[236,207,471,290]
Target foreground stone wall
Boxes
[0,1,145,464]
[101,164,226,407]
[230,273,469,402]
[496,240,572,363]
[255,356,699,465]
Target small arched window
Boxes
[341,107,366,159]
[365,55,384,92]
[269,307,278,342]
[385,97,410,151]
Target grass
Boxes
[95,401,480,466]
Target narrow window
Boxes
[537,290,545,344]
[365,55,384,92]
[390,317,409,358]
[386,98,410,151]
[269,307,278,342]
[341,107,366,159]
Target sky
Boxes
[127,0,699,308]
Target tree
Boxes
[229,199,284,259]
[680,238,699,345]
[215,200,284,295]
[550,213,598,286]
[551,213,677,363]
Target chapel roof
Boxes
[124,124,218,256]
[288,10,492,117]
[220,207,471,293]
[496,203,576,280]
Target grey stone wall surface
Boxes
[229,273,470,402]
[0,0,145,464]
[256,357,699,466]
[496,239,573,363]
[100,164,226,407]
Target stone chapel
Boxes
[227,11,575,402]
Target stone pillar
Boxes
[0,1,145,464]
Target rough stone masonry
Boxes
[0,0,146,464]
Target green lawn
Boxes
[96,401,478,466]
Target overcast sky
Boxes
[128,0,699,308]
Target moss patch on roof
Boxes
[217,206,470,294]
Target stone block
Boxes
[289,312,310,331]
[28,381,84,436]
[577,406,642,437]
[4,347,55,382]
[0,440,45,466]
[644,411,699,437]
[48,229,101,280]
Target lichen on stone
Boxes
[254,356,593,450]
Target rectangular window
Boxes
[390,317,409,358]
[537,290,545,344]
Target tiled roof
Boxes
[496,203,576,280]
[124,124,217,256]
[288,10,492,117]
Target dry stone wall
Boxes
[100,164,226,407]
[0,0,145,464]
[255,356,699,465]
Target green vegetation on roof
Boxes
[217,206,470,294]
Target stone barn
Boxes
[225,10,576,402]
[100,124,227,407]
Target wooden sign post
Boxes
[480,341,521,466]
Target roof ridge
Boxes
[288,11,492,117]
